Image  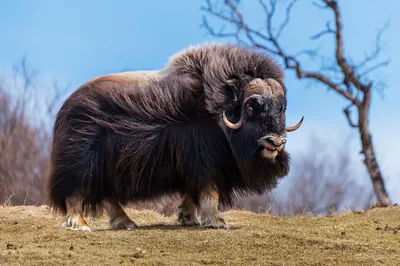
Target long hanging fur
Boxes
[46,43,290,216]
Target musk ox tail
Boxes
[46,131,113,216]
[45,97,113,216]
[46,130,108,216]
[46,161,67,214]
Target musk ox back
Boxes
[46,43,303,231]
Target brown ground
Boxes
[0,205,399,266]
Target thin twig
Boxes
[359,60,390,78]
[356,20,390,71]
[311,21,335,40]
[276,0,298,39]
[343,104,359,128]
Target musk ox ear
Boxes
[226,78,238,87]
[224,78,240,106]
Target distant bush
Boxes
[0,91,50,205]
[0,58,63,206]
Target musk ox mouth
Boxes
[263,143,277,151]
[257,135,286,159]
[260,146,279,159]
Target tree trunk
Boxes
[358,89,392,207]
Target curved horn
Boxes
[286,116,304,132]
[244,78,284,99]
[265,78,284,98]
[244,78,271,99]
[223,111,243,129]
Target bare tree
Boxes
[201,0,392,206]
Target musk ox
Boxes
[46,43,303,231]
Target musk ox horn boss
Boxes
[46,43,304,231]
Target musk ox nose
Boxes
[258,135,287,149]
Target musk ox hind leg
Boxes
[177,195,200,226]
[199,186,229,230]
[102,198,138,230]
[62,195,91,232]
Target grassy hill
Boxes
[0,205,399,265]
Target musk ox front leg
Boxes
[102,198,138,230]
[177,195,200,226]
[199,186,229,230]
[62,195,91,232]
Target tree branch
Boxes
[275,0,298,39]
[321,0,369,92]
[356,20,390,71]
[359,60,390,78]
[201,0,279,54]
[295,69,359,106]
[343,104,359,128]
[46,81,70,116]
[311,21,335,40]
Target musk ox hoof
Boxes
[201,215,229,230]
[177,204,200,226]
[177,212,201,226]
[62,215,92,232]
[110,217,138,230]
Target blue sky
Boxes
[0,0,399,203]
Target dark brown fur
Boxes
[46,43,291,217]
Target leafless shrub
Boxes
[127,194,181,216]
[230,193,275,214]
[0,91,50,205]
[0,58,64,206]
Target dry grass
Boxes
[0,206,399,265]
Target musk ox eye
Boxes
[246,106,254,117]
